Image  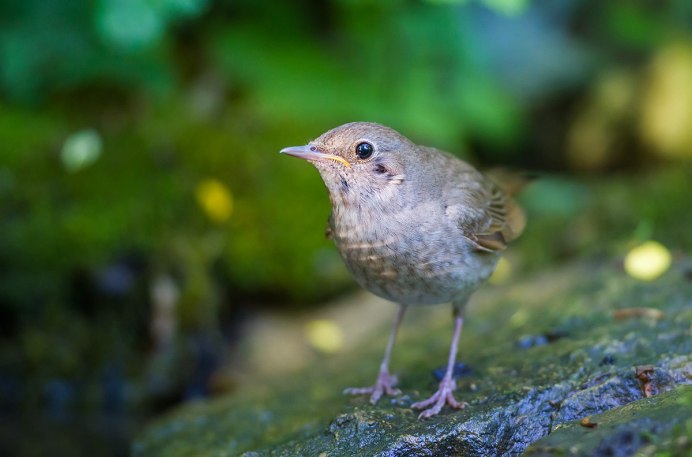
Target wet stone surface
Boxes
[134,259,692,456]
[525,386,691,456]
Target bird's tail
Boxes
[486,168,535,241]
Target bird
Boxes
[280,122,526,419]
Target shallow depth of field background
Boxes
[0,0,690,455]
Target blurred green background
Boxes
[0,0,691,455]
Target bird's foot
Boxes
[343,370,401,405]
[411,377,468,419]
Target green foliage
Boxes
[0,0,690,333]
[0,0,208,103]
[0,0,544,323]
[1,0,690,319]
[211,1,522,149]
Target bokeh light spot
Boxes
[489,256,512,284]
[97,0,163,49]
[195,179,233,223]
[624,240,672,281]
[61,129,102,173]
[304,319,344,354]
[641,43,692,159]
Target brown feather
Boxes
[473,175,526,251]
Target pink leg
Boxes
[412,311,468,419]
[344,305,407,404]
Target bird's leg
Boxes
[412,307,468,419]
[344,304,407,404]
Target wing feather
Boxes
[426,147,526,253]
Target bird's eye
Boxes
[355,142,374,160]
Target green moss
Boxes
[134,259,692,456]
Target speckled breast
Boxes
[332,220,499,306]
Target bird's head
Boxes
[280,122,413,206]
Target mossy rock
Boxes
[134,258,691,456]
[525,386,691,456]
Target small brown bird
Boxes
[280,122,526,419]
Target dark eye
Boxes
[355,142,374,160]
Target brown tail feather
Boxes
[486,169,532,241]
[505,198,526,241]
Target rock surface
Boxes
[525,386,691,456]
[134,258,692,456]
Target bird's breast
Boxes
[330,204,498,305]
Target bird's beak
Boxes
[280,145,351,168]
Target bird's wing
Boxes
[429,148,526,252]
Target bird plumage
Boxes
[304,122,524,305]
[280,121,527,418]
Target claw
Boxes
[344,371,401,404]
[412,377,467,419]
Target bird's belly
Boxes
[334,232,499,305]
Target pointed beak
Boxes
[279,145,351,168]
